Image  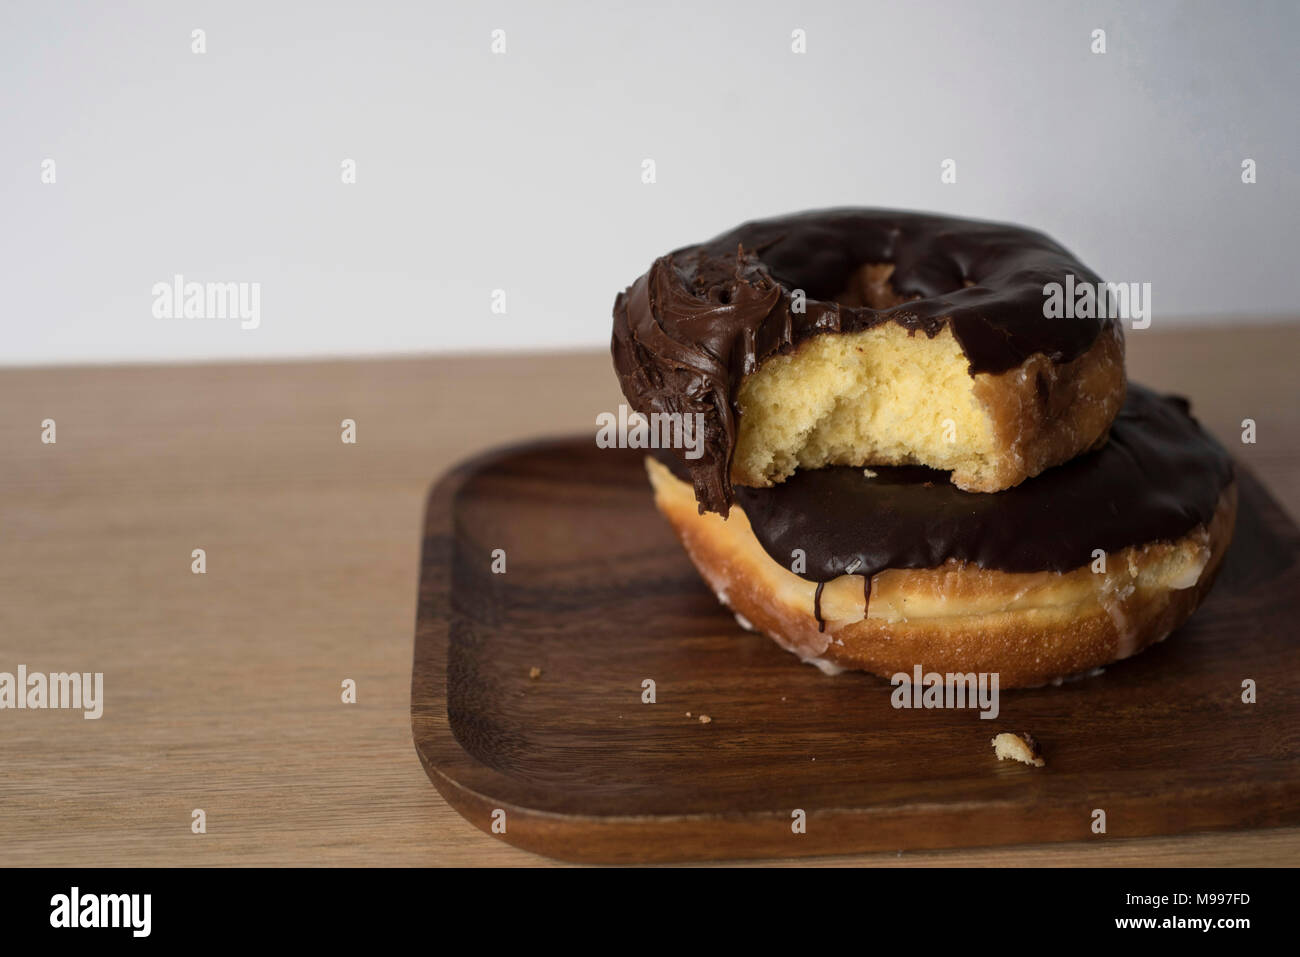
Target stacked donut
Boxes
[612,209,1235,687]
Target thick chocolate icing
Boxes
[657,385,1233,582]
[613,208,1115,514]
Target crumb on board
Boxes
[698,714,711,724]
[992,731,1045,767]
[528,666,542,680]
[685,711,691,717]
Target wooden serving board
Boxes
[411,438,1300,864]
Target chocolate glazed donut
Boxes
[645,386,1237,687]
[612,208,1121,514]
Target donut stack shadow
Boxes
[612,209,1236,688]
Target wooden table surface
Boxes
[2,324,1298,867]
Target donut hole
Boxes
[834,262,914,310]
[834,261,975,308]
[732,322,998,489]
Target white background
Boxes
[3,0,1297,365]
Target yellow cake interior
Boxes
[734,321,995,488]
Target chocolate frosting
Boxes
[701,385,1231,582]
[613,208,1115,514]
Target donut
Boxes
[645,385,1236,689]
[612,208,1126,514]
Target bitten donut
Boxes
[646,386,1236,689]
[613,208,1126,514]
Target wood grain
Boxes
[2,323,1299,866]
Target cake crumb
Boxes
[528,667,542,680]
[992,732,1045,767]
[862,468,878,479]
[698,714,712,724]
[685,711,692,717]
